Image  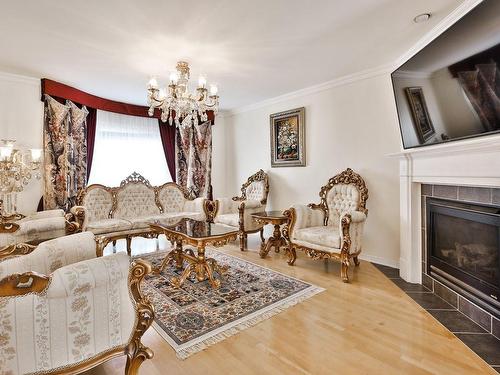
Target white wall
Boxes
[211,114,227,198]
[0,72,43,214]
[224,74,402,266]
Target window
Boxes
[88,110,171,186]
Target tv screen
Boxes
[392,0,500,149]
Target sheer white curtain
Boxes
[88,110,171,186]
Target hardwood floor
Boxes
[84,236,496,375]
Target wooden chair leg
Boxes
[260,228,265,243]
[287,247,297,266]
[239,232,245,251]
[126,237,132,256]
[353,256,360,266]
[341,254,350,283]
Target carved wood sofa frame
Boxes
[283,168,369,282]
[76,173,211,256]
[0,255,155,375]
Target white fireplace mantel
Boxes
[389,134,500,283]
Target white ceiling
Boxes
[400,0,499,73]
[0,0,465,110]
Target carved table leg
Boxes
[260,224,286,258]
[170,243,227,289]
[154,241,184,274]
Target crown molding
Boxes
[225,64,393,116]
[226,0,483,118]
[0,70,40,85]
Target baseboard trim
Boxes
[359,254,399,269]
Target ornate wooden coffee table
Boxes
[149,218,238,289]
[251,211,289,258]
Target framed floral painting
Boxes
[270,107,305,167]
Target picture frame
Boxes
[270,107,306,167]
[405,87,435,144]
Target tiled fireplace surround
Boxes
[420,184,499,335]
[393,135,500,369]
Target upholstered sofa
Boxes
[73,172,209,254]
[0,232,154,375]
[0,205,82,251]
[283,168,368,282]
[212,169,269,251]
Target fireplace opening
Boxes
[427,197,500,316]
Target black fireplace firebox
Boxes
[427,197,500,315]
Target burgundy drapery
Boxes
[41,78,215,184]
[86,108,97,179]
[158,119,176,182]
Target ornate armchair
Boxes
[212,170,269,251]
[283,168,368,282]
[0,199,83,250]
[0,232,154,374]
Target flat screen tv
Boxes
[392,0,500,149]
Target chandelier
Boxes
[147,61,219,125]
[0,139,42,214]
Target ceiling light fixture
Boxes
[414,13,431,23]
[147,61,219,126]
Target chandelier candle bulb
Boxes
[169,71,179,85]
[198,75,207,88]
[147,61,219,125]
[30,148,42,162]
[0,146,13,161]
[148,77,159,89]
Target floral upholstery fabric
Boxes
[214,205,264,231]
[291,204,325,232]
[86,218,133,235]
[113,184,160,219]
[217,197,241,215]
[326,184,360,226]
[130,212,205,229]
[81,186,114,223]
[0,251,135,375]
[214,213,239,228]
[158,185,186,213]
[0,232,96,278]
[245,181,266,202]
[23,209,65,220]
[0,216,67,247]
[182,197,206,220]
[293,226,340,249]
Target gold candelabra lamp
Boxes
[0,139,42,215]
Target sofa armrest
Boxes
[241,199,263,209]
[215,197,240,215]
[24,209,65,220]
[287,204,325,232]
[67,205,87,232]
[183,197,207,220]
[339,211,367,254]
[0,232,97,279]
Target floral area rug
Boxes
[138,248,324,359]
